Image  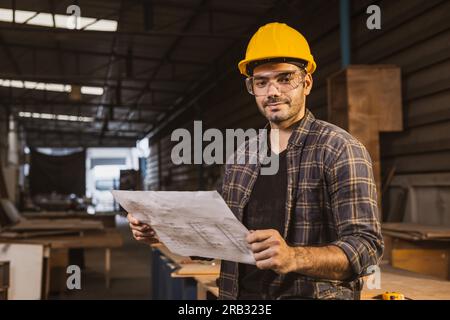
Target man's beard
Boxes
[261,95,302,123]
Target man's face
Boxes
[252,63,313,125]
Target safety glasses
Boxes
[245,70,305,96]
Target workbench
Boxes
[361,263,450,300]
[151,244,219,300]
[0,228,123,298]
[21,210,118,228]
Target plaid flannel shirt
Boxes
[218,109,384,300]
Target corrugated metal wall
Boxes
[144,0,450,222]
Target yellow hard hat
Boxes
[238,22,317,77]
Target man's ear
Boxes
[304,73,313,96]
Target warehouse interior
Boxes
[0,0,450,300]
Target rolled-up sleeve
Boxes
[326,140,384,277]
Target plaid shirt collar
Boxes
[286,108,316,149]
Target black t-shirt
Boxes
[238,148,288,299]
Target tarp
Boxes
[29,149,86,196]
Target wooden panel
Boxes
[0,229,123,249]
[381,121,450,157]
[49,249,69,294]
[328,66,403,132]
[174,263,220,276]
[194,275,219,299]
[328,66,403,214]
[383,223,450,240]
[0,243,44,300]
[0,166,8,199]
[383,150,450,174]
[392,249,449,280]
[0,260,9,288]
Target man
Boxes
[128,22,383,300]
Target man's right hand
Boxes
[127,213,160,245]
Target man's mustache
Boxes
[263,97,291,107]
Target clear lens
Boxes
[245,70,305,96]
[245,78,255,95]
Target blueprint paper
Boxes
[111,190,255,264]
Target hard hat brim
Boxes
[238,56,316,77]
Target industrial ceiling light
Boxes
[81,86,104,95]
[0,8,118,32]
[0,79,104,96]
[18,111,94,123]
[0,79,70,92]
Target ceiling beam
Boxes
[0,80,184,94]
[25,135,137,148]
[0,25,246,39]
[136,0,265,18]
[25,131,139,140]
[0,73,195,84]
[0,41,211,67]
[17,115,156,125]
[6,98,169,112]
[24,127,142,136]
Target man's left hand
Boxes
[246,229,296,275]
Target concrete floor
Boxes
[52,216,152,300]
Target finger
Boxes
[247,229,277,244]
[255,258,274,270]
[135,236,159,243]
[127,213,142,225]
[133,230,155,238]
[129,223,152,232]
[250,240,280,254]
[134,235,157,240]
[253,248,276,261]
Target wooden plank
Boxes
[408,106,450,129]
[355,1,450,65]
[0,166,8,198]
[389,172,450,187]
[174,262,220,276]
[154,244,220,277]
[3,167,17,202]
[48,248,69,294]
[9,219,104,232]
[382,223,450,240]
[21,211,117,228]
[194,275,219,299]
[383,150,450,174]
[345,66,403,132]
[328,66,403,214]
[0,230,79,239]
[392,248,449,280]
[0,229,123,249]
[0,243,45,299]
[0,260,10,288]
[382,137,450,158]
